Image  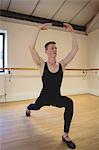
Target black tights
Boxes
[27,96,73,133]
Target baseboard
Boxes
[0,95,5,102]
[88,89,99,96]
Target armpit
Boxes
[39,61,45,77]
[60,61,65,73]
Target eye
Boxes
[51,47,57,50]
[51,47,54,50]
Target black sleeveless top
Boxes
[39,62,63,100]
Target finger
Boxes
[63,23,70,29]
[43,23,52,26]
[63,23,72,28]
[63,23,69,26]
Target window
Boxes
[0,31,7,73]
[0,33,5,72]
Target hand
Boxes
[63,23,74,32]
[38,23,52,30]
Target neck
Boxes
[47,58,56,65]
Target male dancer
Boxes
[26,23,78,149]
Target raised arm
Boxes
[29,23,50,68]
[60,23,79,69]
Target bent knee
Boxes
[65,97,73,108]
[69,98,73,105]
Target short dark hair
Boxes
[45,41,56,49]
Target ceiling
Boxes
[0,0,99,33]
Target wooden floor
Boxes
[0,94,99,150]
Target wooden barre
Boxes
[0,68,38,70]
[65,68,99,71]
[0,68,99,71]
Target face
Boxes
[45,44,57,58]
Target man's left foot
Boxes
[62,135,76,149]
[26,109,31,117]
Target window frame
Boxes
[0,33,5,73]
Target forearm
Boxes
[60,29,79,67]
[31,27,40,50]
[29,28,43,66]
[29,23,49,67]
[30,23,51,50]
[71,31,78,53]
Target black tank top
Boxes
[39,62,63,99]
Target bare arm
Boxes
[60,23,79,69]
[29,23,50,68]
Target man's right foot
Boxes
[62,135,76,149]
[26,109,31,117]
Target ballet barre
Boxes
[0,68,99,71]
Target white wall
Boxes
[0,20,98,102]
[87,30,99,96]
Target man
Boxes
[26,23,78,149]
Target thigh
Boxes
[35,96,52,107]
[51,96,73,108]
